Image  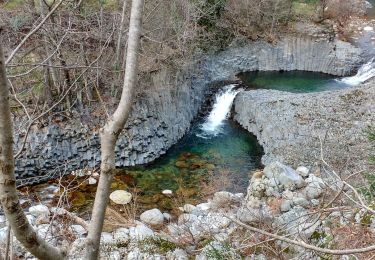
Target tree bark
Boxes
[0,45,65,259]
[85,0,144,259]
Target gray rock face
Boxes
[13,36,362,184]
[234,80,375,171]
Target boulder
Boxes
[303,175,325,199]
[29,205,50,217]
[100,232,114,246]
[109,190,132,205]
[129,223,154,241]
[296,166,310,178]
[71,225,86,237]
[264,162,304,190]
[280,200,292,212]
[140,208,164,226]
[237,204,273,224]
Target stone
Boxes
[0,215,6,228]
[140,208,164,226]
[0,227,8,243]
[71,225,87,237]
[237,204,273,224]
[292,197,310,208]
[304,175,325,199]
[88,177,97,185]
[29,205,50,217]
[166,249,188,260]
[196,203,211,212]
[183,204,196,213]
[100,232,114,246]
[250,178,266,198]
[109,190,132,205]
[162,189,173,195]
[296,166,310,178]
[264,162,304,190]
[129,224,154,240]
[178,214,198,225]
[37,224,55,241]
[163,213,172,221]
[280,200,292,212]
[26,215,35,226]
[113,228,129,246]
[310,199,320,206]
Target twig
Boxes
[229,217,375,255]
[5,0,64,65]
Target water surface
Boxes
[238,71,350,92]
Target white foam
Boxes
[198,85,240,137]
[339,58,375,86]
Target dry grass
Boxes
[331,224,375,259]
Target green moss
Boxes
[138,237,178,254]
[205,242,230,259]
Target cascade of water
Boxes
[197,85,240,138]
[339,58,375,86]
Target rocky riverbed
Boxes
[2,161,374,259]
[234,78,375,172]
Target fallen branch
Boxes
[229,217,375,255]
[54,208,89,231]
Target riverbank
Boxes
[2,160,374,259]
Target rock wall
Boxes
[234,79,375,171]
[15,36,363,184]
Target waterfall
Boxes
[339,59,375,86]
[197,85,240,138]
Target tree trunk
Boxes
[0,45,65,260]
[85,0,144,259]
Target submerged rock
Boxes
[109,190,132,205]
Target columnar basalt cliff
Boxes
[234,79,375,171]
[14,37,363,184]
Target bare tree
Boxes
[0,44,65,259]
[85,0,145,259]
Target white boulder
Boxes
[29,205,50,217]
[140,208,164,226]
[129,223,154,240]
[296,166,310,177]
[109,190,132,205]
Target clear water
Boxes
[367,0,375,19]
[238,70,350,92]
